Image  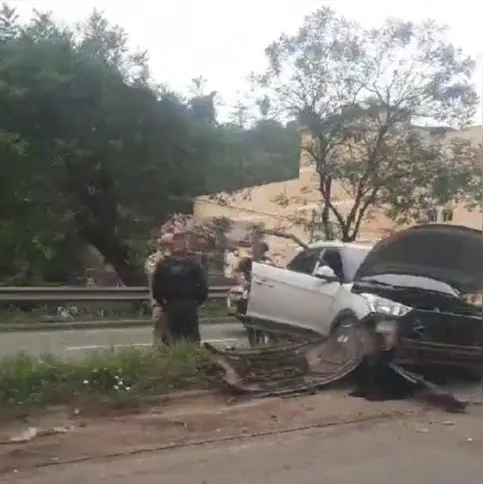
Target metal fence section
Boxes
[0,286,232,302]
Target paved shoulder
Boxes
[6,408,481,484]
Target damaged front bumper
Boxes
[204,325,471,413]
[365,309,482,374]
[208,303,480,413]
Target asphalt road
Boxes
[6,408,481,484]
[0,322,247,356]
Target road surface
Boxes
[0,322,247,356]
[5,407,481,484]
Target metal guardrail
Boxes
[0,286,232,302]
[0,316,236,332]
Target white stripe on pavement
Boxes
[66,343,150,351]
[66,338,241,351]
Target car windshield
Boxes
[342,247,371,281]
[359,274,460,297]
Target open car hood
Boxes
[353,224,483,294]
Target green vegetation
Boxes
[0,4,299,287]
[0,345,213,409]
[0,2,480,285]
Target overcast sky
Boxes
[10,0,483,123]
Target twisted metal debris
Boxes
[204,327,469,413]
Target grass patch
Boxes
[0,344,214,410]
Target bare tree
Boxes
[254,8,478,241]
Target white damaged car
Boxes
[243,224,482,372]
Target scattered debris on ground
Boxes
[1,424,75,445]
[204,327,474,413]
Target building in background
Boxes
[194,125,482,264]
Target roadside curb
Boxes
[0,317,234,333]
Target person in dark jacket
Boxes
[151,232,208,344]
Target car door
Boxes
[309,248,345,335]
[247,248,327,333]
[246,261,290,325]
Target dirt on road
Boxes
[0,385,480,482]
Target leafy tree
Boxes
[0,4,303,285]
[254,7,478,241]
[385,133,481,224]
[0,6,218,284]
[207,119,300,195]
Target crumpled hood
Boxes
[353,224,483,294]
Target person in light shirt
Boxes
[145,233,173,346]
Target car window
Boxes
[286,249,322,275]
[341,247,371,281]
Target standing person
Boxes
[145,233,173,346]
[151,231,208,344]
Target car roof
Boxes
[305,240,374,251]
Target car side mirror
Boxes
[315,265,339,282]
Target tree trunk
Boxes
[341,233,356,242]
[307,209,316,242]
[321,203,333,240]
[251,229,263,261]
[320,178,334,240]
[80,226,144,286]
[340,223,357,242]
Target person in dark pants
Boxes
[151,232,208,344]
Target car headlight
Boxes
[361,293,411,317]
